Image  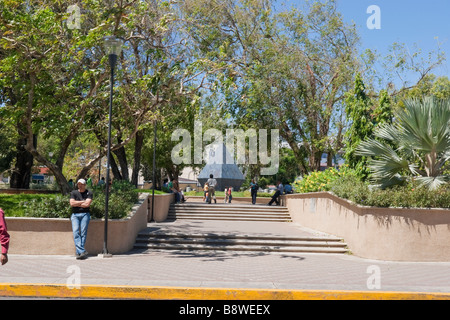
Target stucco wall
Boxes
[148,193,175,222]
[283,192,450,262]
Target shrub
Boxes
[22,195,71,218]
[328,176,450,208]
[293,165,359,193]
[89,180,139,219]
[328,174,370,204]
[21,180,141,219]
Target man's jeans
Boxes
[71,212,90,255]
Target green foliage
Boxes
[21,195,72,218]
[292,165,358,193]
[89,181,139,219]
[329,175,450,209]
[356,96,450,190]
[0,193,55,217]
[344,73,375,178]
[16,181,140,219]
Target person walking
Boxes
[203,182,209,202]
[206,174,217,204]
[226,187,232,203]
[69,179,93,260]
[224,187,229,203]
[267,181,284,206]
[0,208,10,265]
[250,179,258,205]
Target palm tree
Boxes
[355,96,450,190]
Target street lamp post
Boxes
[101,36,123,257]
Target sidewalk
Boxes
[1,219,450,300]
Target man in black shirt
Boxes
[70,178,93,260]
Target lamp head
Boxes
[104,36,123,69]
[104,36,123,57]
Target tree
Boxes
[0,0,229,194]
[183,0,360,174]
[343,73,374,178]
[355,96,450,190]
[0,122,17,179]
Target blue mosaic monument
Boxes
[197,142,245,191]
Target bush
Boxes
[90,180,139,219]
[292,165,358,193]
[22,195,72,218]
[327,175,450,209]
[328,174,370,205]
[21,180,141,219]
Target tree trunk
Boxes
[131,129,144,187]
[10,134,35,189]
[327,151,333,168]
[113,144,129,181]
[309,149,322,172]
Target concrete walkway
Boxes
[0,217,450,300]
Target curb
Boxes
[0,283,449,300]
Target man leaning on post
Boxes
[0,208,10,265]
[70,179,93,260]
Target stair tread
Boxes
[135,238,347,247]
[137,231,343,241]
[133,243,348,252]
[168,214,291,218]
[166,218,292,222]
[171,205,288,210]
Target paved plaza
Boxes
[0,219,449,300]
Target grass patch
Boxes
[136,189,169,195]
[0,194,56,217]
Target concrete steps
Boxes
[133,232,349,254]
[167,202,292,222]
[134,202,350,255]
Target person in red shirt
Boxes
[0,208,10,265]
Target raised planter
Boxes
[147,193,175,222]
[5,193,150,255]
[283,192,450,262]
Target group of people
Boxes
[203,174,217,204]
[249,179,293,206]
[202,175,233,204]
[68,175,106,190]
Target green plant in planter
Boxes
[356,96,450,190]
[293,165,358,193]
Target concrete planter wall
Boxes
[283,192,450,262]
[5,193,150,255]
[147,193,175,222]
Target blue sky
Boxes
[281,0,450,87]
[337,0,449,71]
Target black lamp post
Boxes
[102,36,123,257]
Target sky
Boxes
[282,0,450,88]
[337,0,449,73]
